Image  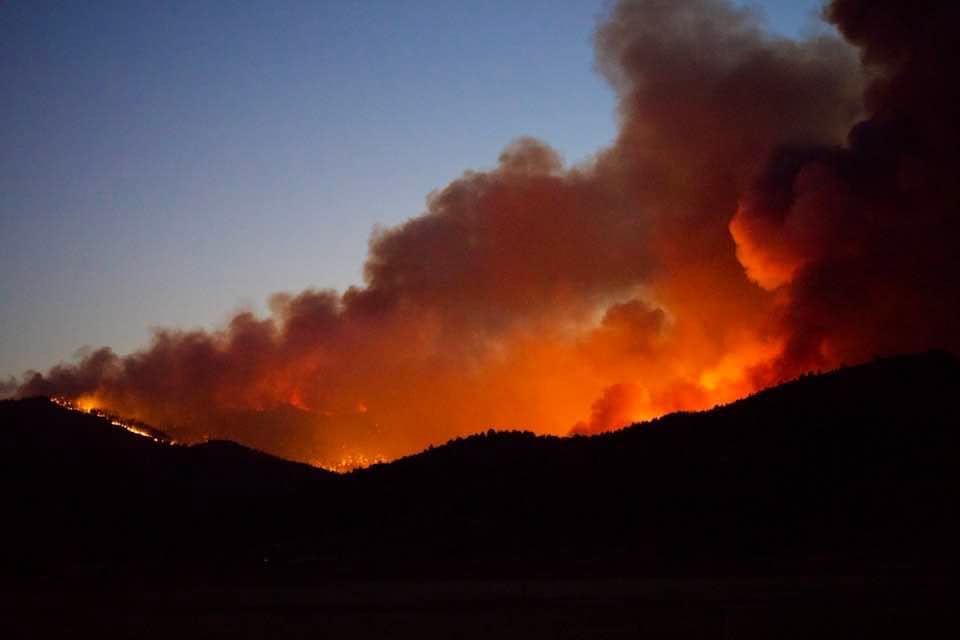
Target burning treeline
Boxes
[16,0,960,466]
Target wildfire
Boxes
[18,0,959,472]
[315,452,387,474]
[75,394,100,413]
[50,396,173,444]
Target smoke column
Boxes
[17,0,960,466]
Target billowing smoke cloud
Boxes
[0,376,17,399]
[731,0,960,377]
[17,0,957,466]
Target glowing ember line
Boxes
[315,452,387,474]
[49,396,173,444]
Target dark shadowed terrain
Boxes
[2,351,958,638]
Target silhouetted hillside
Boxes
[2,351,959,581]
[320,350,960,577]
[0,397,338,578]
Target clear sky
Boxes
[1,0,826,381]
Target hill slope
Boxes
[2,351,959,579]
[0,396,338,576]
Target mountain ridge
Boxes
[2,350,959,580]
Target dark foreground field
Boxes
[3,576,955,639]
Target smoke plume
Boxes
[17,0,960,466]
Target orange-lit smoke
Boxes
[16,0,960,465]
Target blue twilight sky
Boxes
[0,0,826,381]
